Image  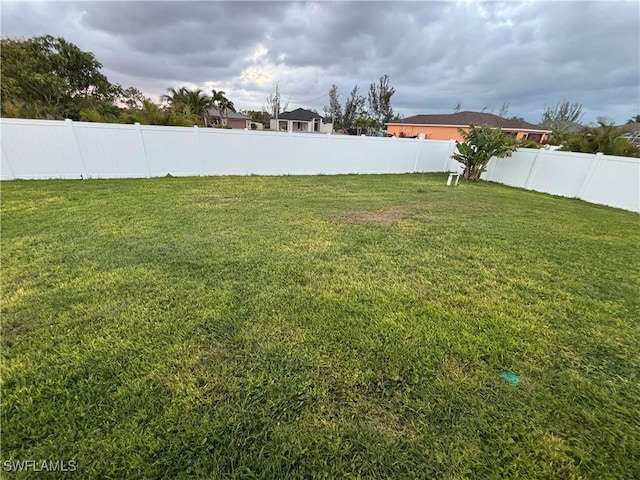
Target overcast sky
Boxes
[2,0,639,124]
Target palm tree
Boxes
[162,87,211,126]
[161,87,189,110]
[182,89,210,126]
[211,89,236,126]
[128,99,197,127]
[137,99,167,125]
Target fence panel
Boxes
[416,139,456,172]
[323,135,362,174]
[74,123,147,178]
[384,137,419,173]
[199,128,249,175]
[580,155,640,211]
[244,131,293,175]
[287,133,332,175]
[141,125,201,177]
[527,150,592,197]
[483,148,538,186]
[1,119,83,179]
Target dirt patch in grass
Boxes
[334,206,407,225]
[1,318,38,346]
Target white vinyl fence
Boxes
[482,148,640,212]
[0,118,457,179]
[1,118,638,212]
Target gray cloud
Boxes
[1,1,638,124]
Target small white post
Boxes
[447,172,460,186]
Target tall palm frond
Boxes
[211,89,235,126]
[162,87,211,126]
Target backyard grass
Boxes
[1,173,639,479]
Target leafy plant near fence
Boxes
[451,124,518,180]
[559,120,640,157]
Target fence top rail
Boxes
[0,118,456,144]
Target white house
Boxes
[270,108,333,133]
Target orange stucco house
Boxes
[386,111,551,143]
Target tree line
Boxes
[0,35,238,127]
[539,100,639,157]
[323,74,400,132]
[454,99,639,157]
[2,35,638,156]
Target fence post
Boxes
[194,126,204,176]
[412,136,421,173]
[325,132,332,175]
[484,156,495,180]
[577,152,603,199]
[360,134,367,174]
[135,123,151,178]
[390,135,397,174]
[524,148,543,189]
[244,127,252,175]
[0,141,16,180]
[484,151,502,181]
[444,139,456,172]
[65,119,88,179]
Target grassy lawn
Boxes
[1,173,639,479]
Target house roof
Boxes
[620,122,640,133]
[276,108,324,121]
[388,111,548,131]
[208,108,250,120]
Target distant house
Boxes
[270,108,332,133]
[208,108,251,129]
[620,122,640,144]
[386,111,551,143]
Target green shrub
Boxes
[451,124,517,180]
